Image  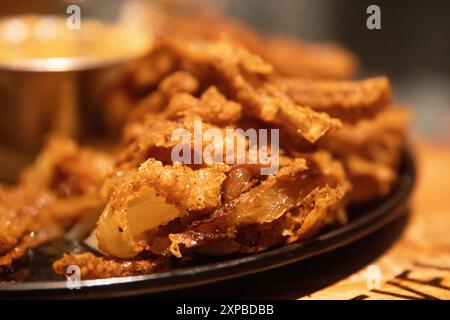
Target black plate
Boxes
[0,150,416,299]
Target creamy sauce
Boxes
[0,15,152,70]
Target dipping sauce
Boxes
[0,15,152,71]
[0,14,153,180]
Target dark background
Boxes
[222,0,450,144]
[1,0,449,143]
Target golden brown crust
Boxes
[53,253,170,280]
[52,32,403,276]
[0,12,410,280]
[20,136,113,199]
[260,37,358,79]
[110,160,228,213]
[150,37,342,144]
[320,107,411,202]
[280,76,391,123]
[169,152,350,256]
[164,87,242,126]
[0,137,114,270]
[0,186,62,269]
[155,13,358,79]
[127,71,200,123]
[95,160,229,258]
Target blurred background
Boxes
[2,0,448,142]
[223,0,450,144]
[0,0,449,183]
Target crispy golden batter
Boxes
[21,136,113,199]
[127,71,200,123]
[156,13,358,79]
[53,252,170,279]
[50,28,406,277]
[145,37,342,144]
[235,185,347,254]
[164,87,242,126]
[96,160,229,258]
[118,116,237,170]
[0,12,410,280]
[0,137,114,270]
[21,136,114,223]
[280,76,391,122]
[260,37,358,79]
[236,81,342,144]
[169,152,350,256]
[320,107,411,202]
[0,186,61,269]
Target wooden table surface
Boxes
[303,141,450,300]
[154,141,450,300]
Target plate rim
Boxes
[0,150,416,298]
